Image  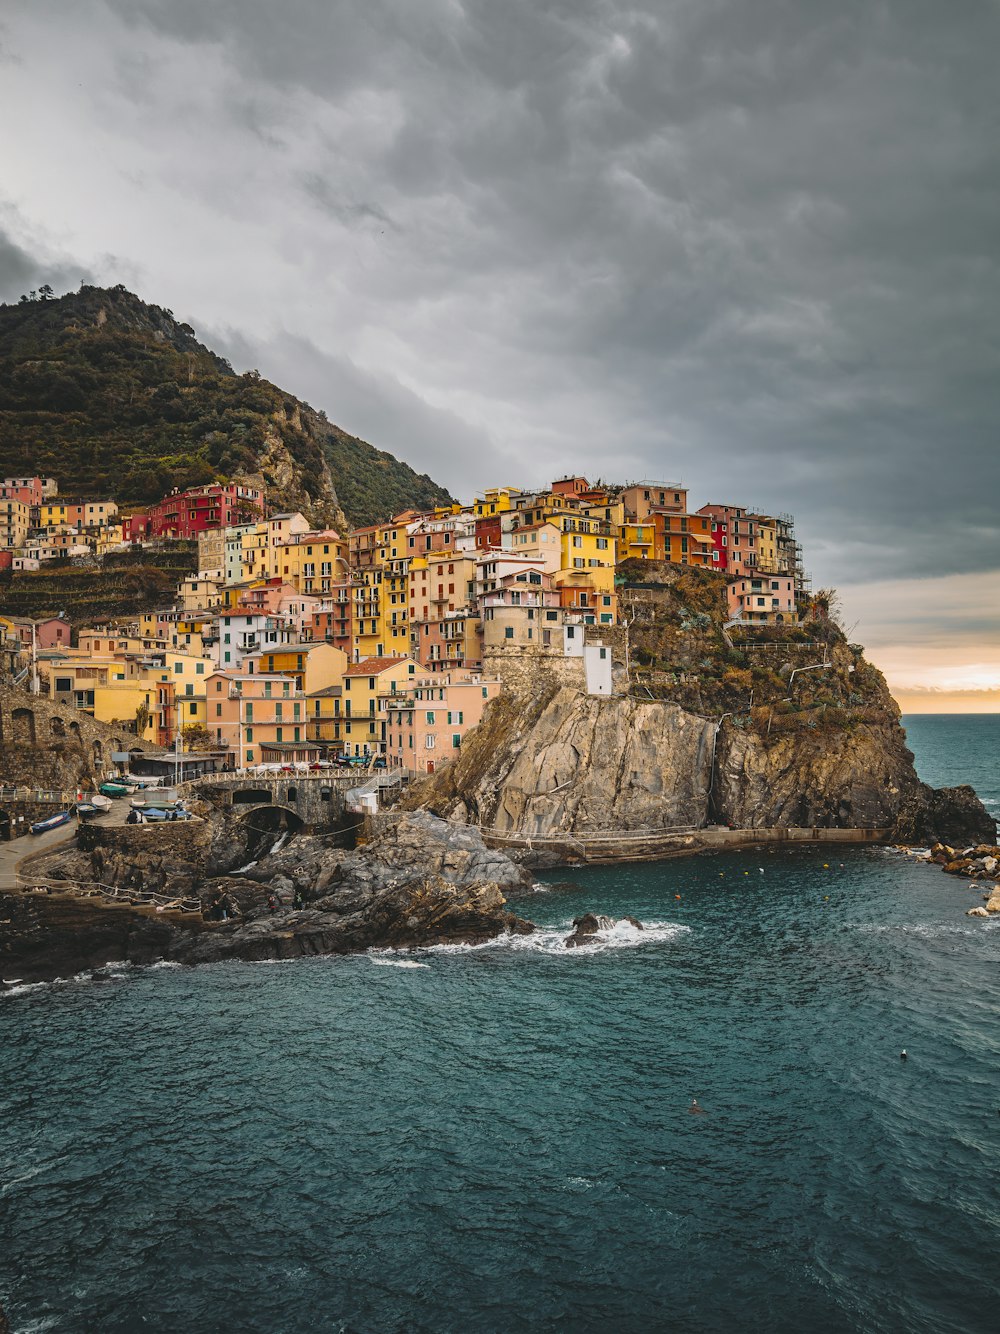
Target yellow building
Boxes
[239,522,271,583]
[247,640,348,695]
[341,656,416,756]
[95,523,125,555]
[177,573,223,611]
[474,487,516,518]
[268,530,348,594]
[92,681,164,743]
[83,501,118,528]
[305,685,343,751]
[617,520,659,562]
[0,498,30,549]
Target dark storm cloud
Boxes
[0,224,91,303]
[3,0,999,588]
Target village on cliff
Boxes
[1,473,810,776]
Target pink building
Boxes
[206,671,316,767]
[727,574,797,623]
[1,477,54,505]
[382,676,501,775]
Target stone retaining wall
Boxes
[0,681,147,789]
[482,825,892,864]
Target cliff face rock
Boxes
[415,671,921,835]
[416,682,716,834]
[712,720,917,829]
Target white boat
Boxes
[90,794,113,811]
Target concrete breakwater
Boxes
[481,824,892,865]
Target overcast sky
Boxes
[1,0,997,699]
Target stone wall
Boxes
[0,681,147,789]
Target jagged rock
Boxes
[986,891,1000,914]
[943,859,976,876]
[565,913,643,947]
[967,906,989,917]
[3,811,535,982]
[892,785,996,849]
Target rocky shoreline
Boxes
[1,812,537,984]
[922,840,1000,917]
[2,778,995,985]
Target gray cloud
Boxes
[1,0,998,594]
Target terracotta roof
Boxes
[344,655,409,677]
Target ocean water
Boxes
[902,713,1000,820]
[1,719,998,1333]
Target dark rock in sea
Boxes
[564,913,643,948]
[891,783,996,849]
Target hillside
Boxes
[0,286,453,526]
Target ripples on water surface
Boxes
[1,720,998,1332]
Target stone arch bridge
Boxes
[182,771,405,834]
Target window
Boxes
[504,626,514,639]
[426,711,435,724]
[189,702,198,716]
[245,728,254,742]
[452,734,461,749]
[216,703,222,717]
[425,735,436,749]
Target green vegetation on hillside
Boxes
[618,560,892,730]
[0,286,453,525]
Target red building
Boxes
[124,484,263,542]
[474,515,502,550]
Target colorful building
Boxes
[383,676,501,775]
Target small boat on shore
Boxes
[77,793,112,820]
[30,810,73,835]
[99,782,130,798]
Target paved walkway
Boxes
[0,800,132,892]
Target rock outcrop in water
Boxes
[564,913,644,948]
[1,812,535,983]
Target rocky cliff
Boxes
[2,812,534,983]
[412,563,994,848]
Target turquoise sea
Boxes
[1,716,998,1332]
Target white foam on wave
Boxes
[1,979,53,998]
[418,918,690,957]
[367,957,431,969]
